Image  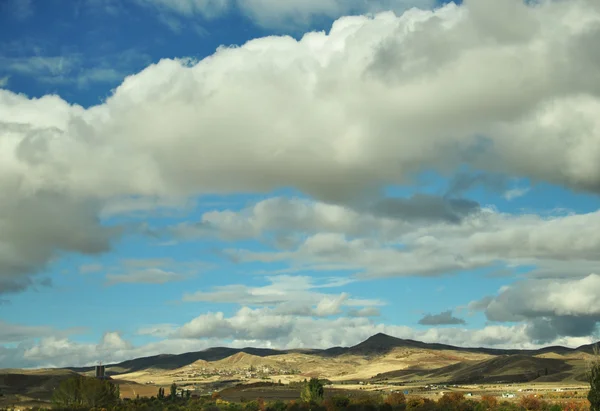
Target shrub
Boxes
[385,392,407,407]
[245,400,260,411]
[331,395,351,408]
[266,400,287,411]
[520,395,542,411]
[481,395,498,410]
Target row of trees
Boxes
[43,389,590,411]
[157,383,192,400]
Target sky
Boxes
[1,0,600,369]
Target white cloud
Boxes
[172,306,594,349]
[2,0,600,298]
[0,56,79,78]
[16,332,200,369]
[236,0,437,29]
[0,76,8,87]
[137,323,178,338]
[503,187,530,200]
[471,274,600,342]
[348,307,381,318]
[79,263,103,274]
[105,268,187,285]
[0,321,81,344]
[0,191,119,295]
[213,201,600,279]
[182,275,383,317]
[4,308,595,368]
[102,258,207,285]
[418,310,466,326]
[0,50,150,89]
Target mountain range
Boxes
[62,333,598,383]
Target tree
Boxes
[300,378,324,403]
[589,345,600,411]
[158,387,165,399]
[186,389,192,399]
[170,382,177,400]
[52,376,83,408]
[52,376,120,409]
[385,392,406,408]
[438,392,465,411]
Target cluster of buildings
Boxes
[170,365,299,382]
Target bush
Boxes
[331,395,351,408]
[481,395,498,410]
[385,392,407,407]
[520,395,543,411]
[407,397,436,411]
[266,400,288,411]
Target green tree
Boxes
[158,387,165,399]
[589,345,600,411]
[171,382,178,400]
[52,376,83,408]
[80,376,120,408]
[300,377,324,403]
[52,376,120,409]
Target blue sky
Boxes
[1,0,600,368]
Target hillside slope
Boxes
[63,333,596,378]
[372,354,586,384]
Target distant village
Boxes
[156,364,302,384]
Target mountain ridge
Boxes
[60,333,598,376]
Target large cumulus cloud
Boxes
[2,0,600,305]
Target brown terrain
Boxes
[1,333,597,408]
